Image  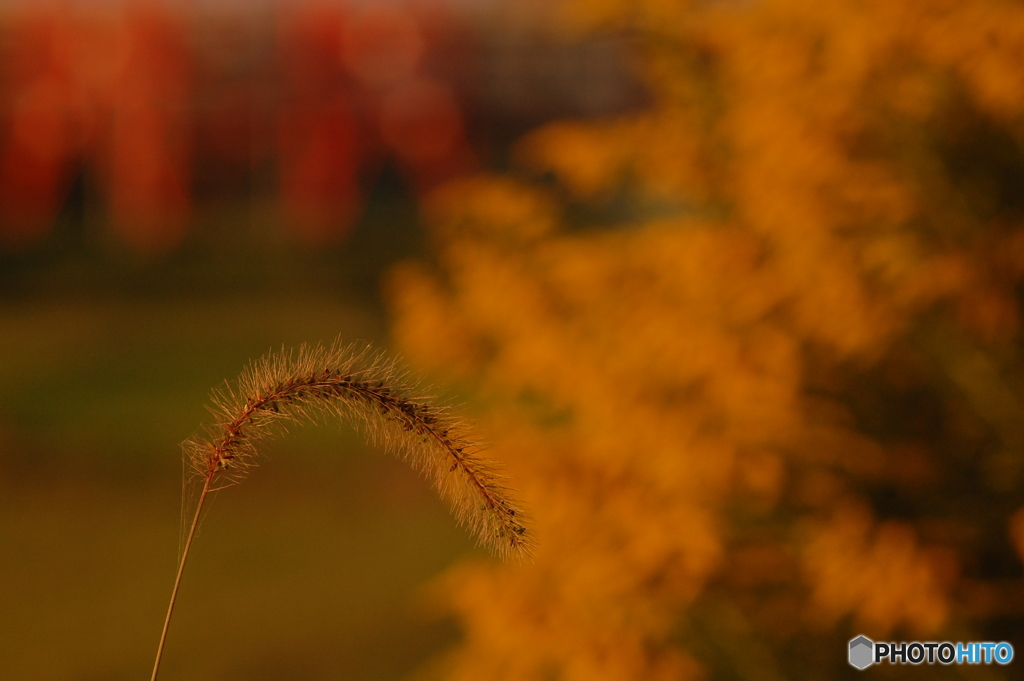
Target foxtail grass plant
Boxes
[150,340,531,681]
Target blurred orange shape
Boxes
[107,106,190,254]
[342,5,424,90]
[0,1,193,254]
[103,2,192,255]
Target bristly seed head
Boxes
[182,339,533,560]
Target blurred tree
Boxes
[0,0,478,254]
[277,1,477,245]
[388,0,1024,679]
[0,1,191,254]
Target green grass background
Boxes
[0,189,479,680]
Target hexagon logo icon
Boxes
[849,635,874,669]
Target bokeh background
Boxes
[3,0,1024,679]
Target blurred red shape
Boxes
[278,2,364,245]
[279,99,363,245]
[0,1,193,255]
[0,0,480,253]
[378,77,476,194]
[342,5,424,90]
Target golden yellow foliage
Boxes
[803,503,949,635]
[389,0,1024,678]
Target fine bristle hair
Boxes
[182,340,532,559]
[151,340,532,681]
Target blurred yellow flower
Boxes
[390,0,1024,678]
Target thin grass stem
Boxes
[151,476,211,681]
[149,340,531,680]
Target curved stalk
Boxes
[149,341,531,680]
